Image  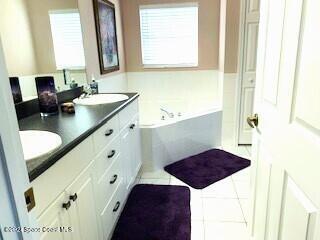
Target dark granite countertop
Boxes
[19,93,139,182]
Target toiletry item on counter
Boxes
[61,102,75,114]
[69,78,78,89]
[90,75,99,94]
[9,77,23,104]
[90,80,99,94]
[35,76,59,117]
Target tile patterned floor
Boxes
[136,146,252,240]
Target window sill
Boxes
[142,64,199,69]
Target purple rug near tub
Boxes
[111,184,191,240]
[165,149,251,189]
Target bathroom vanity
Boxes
[19,93,141,240]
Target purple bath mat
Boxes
[165,149,251,189]
[111,184,191,240]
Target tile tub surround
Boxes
[136,145,252,240]
[127,70,223,116]
[19,93,139,181]
[140,109,222,172]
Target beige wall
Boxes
[0,0,38,76]
[121,0,220,72]
[78,0,126,80]
[224,0,240,73]
[26,0,78,74]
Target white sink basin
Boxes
[19,130,62,161]
[73,94,129,106]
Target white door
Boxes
[238,0,260,144]
[249,0,320,239]
[0,39,33,239]
[0,150,22,240]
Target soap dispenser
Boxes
[90,75,99,94]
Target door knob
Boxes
[247,114,259,128]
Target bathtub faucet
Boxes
[160,108,174,118]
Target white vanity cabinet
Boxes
[32,99,141,240]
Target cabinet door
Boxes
[120,116,142,189]
[129,117,142,182]
[66,164,100,240]
[37,192,73,240]
[120,125,132,189]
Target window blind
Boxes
[49,10,86,70]
[139,4,198,67]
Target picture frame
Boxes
[93,0,120,74]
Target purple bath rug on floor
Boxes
[111,184,191,240]
[164,149,251,189]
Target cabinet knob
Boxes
[69,193,78,202]
[129,124,136,129]
[113,201,120,212]
[105,129,114,136]
[62,201,71,210]
[107,150,116,159]
[110,175,118,184]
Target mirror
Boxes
[0,0,88,103]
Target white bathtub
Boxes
[140,108,222,171]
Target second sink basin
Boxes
[20,130,62,161]
[73,94,129,106]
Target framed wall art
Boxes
[93,0,120,74]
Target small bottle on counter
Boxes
[90,75,99,94]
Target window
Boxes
[49,10,86,70]
[139,3,198,68]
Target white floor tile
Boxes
[191,221,205,240]
[138,178,170,185]
[222,145,250,158]
[245,146,252,155]
[203,198,245,222]
[190,195,204,221]
[204,222,250,240]
[233,180,250,199]
[140,170,171,179]
[202,177,237,199]
[170,176,188,186]
[232,167,251,182]
[239,199,249,222]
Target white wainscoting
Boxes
[222,73,238,147]
[97,72,128,93]
[19,72,87,99]
[127,70,223,116]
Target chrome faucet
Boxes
[80,85,93,99]
[160,108,174,118]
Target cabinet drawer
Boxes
[99,181,125,239]
[95,137,121,179]
[96,155,123,213]
[93,115,119,154]
[119,99,138,130]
